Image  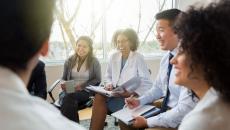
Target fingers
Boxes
[132,116,148,128]
[75,84,82,91]
[60,84,66,91]
[104,84,113,91]
[125,97,137,109]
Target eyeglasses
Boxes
[117,39,129,44]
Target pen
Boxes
[129,94,135,99]
[124,94,135,108]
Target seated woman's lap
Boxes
[65,90,91,106]
[106,97,125,113]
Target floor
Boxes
[79,107,92,120]
[79,107,120,130]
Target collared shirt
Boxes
[179,88,230,130]
[139,48,197,128]
[0,66,85,130]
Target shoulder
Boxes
[64,55,75,64]
[33,60,45,73]
[131,51,144,59]
[37,60,45,67]
[105,51,120,62]
[161,52,169,62]
[179,112,212,130]
[15,96,85,130]
[159,52,170,67]
[91,57,100,65]
[109,51,120,58]
[180,92,230,130]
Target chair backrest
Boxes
[47,79,62,103]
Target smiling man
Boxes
[121,9,197,130]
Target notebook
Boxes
[111,105,161,125]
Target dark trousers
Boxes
[60,90,91,122]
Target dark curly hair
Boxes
[174,0,230,102]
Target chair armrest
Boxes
[48,79,62,103]
[153,98,163,108]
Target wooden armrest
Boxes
[153,98,163,108]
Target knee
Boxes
[94,94,106,102]
[63,94,72,101]
[63,94,78,105]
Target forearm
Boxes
[146,93,196,128]
[139,87,163,105]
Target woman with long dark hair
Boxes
[60,36,101,122]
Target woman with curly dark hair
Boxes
[170,0,230,130]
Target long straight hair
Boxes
[74,36,94,69]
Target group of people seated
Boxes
[1,0,230,130]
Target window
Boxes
[43,0,177,64]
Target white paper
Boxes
[64,80,76,93]
[64,79,86,93]
[86,76,142,97]
[86,85,113,97]
[111,105,155,125]
[117,77,141,92]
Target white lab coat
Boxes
[105,51,152,96]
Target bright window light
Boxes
[43,0,175,64]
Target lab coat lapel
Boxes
[113,52,122,86]
[120,51,133,75]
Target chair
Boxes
[47,79,94,116]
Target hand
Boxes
[117,89,132,98]
[132,116,148,128]
[75,84,82,91]
[104,84,114,91]
[125,96,140,109]
[60,82,66,91]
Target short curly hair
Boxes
[112,28,139,51]
[174,0,230,102]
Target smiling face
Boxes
[116,34,131,55]
[170,48,203,89]
[75,40,90,58]
[171,50,191,86]
[155,19,178,51]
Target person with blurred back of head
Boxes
[0,0,85,130]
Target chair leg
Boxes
[104,122,108,126]
[114,118,119,126]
